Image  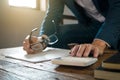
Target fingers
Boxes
[76,44,85,57]
[23,36,39,54]
[93,47,99,58]
[23,40,34,54]
[70,44,100,57]
[83,44,92,57]
[70,45,79,56]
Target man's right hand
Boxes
[23,35,42,54]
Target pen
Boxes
[29,28,38,48]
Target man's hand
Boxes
[70,39,107,58]
[23,35,47,54]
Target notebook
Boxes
[51,56,98,66]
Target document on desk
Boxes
[1,47,70,63]
[1,47,97,66]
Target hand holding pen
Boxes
[23,20,58,54]
[23,34,39,54]
[23,28,48,54]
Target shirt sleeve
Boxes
[95,0,120,50]
[94,38,111,48]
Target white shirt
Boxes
[75,0,105,22]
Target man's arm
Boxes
[95,0,120,50]
[40,0,65,36]
[70,0,120,57]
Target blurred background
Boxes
[0,0,76,49]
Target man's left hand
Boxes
[70,39,107,58]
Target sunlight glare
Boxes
[40,0,46,11]
[9,0,36,8]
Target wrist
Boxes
[92,39,107,55]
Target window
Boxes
[8,0,47,11]
[9,0,37,8]
[40,0,47,11]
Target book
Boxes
[51,56,98,67]
[102,53,120,70]
[94,66,120,80]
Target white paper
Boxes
[1,47,70,63]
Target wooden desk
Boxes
[0,47,117,80]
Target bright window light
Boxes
[9,0,36,8]
[40,0,46,11]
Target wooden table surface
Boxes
[0,47,117,80]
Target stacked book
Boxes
[94,53,120,80]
